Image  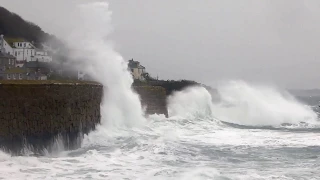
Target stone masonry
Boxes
[0,81,168,155]
[0,80,103,155]
[133,86,168,117]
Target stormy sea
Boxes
[0,2,319,180]
[0,81,319,180]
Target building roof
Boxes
[138,65,145,69]
[27,71,47,77]
[0,52,16,59]
[128,60,138,68]
[128,59,146,70]
[4,67,27,74]
[4,37,26,47]
[4,38,37,49]
[23,61,51,68]
[128,59,143,69]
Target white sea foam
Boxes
[213,80,319,127]
[166,81,319,127]
[167,86,214,119]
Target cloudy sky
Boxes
[2,0,320,88]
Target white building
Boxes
[0,35,14,55]
[0,35,53,67]
[31,49,53,63]
[128,59,146,81]
[12,41,36,67]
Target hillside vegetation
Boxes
[0,6,62,48]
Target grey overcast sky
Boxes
[2,0,320,88]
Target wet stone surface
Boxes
[0,81,103,155]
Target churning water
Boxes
[1,81,320,180]
[1,2,320,180]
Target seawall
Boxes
[0,81,168,155]
[133,86,168,117]
[0,80,103,155]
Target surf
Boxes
[213,80,319,127]
[166,80,319,129]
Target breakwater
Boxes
[0,81,168,155]
[0,80,103,155]
[133,86,168,117]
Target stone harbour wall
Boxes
[133,86,168,117]
[0,80,103,155]
[0,81,168,155]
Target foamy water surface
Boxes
[0,115,320,180]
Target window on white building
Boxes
[8,60,10,65]
[19,74,22,79]
[24,43,26,47]
[7,74,10,79]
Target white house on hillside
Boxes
[0,35,53,67]
[12,41,36,67]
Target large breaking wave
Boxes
[167,86,214,120]
[167,81,319,128]
[63,2,146,129]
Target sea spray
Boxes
[213,80,319,127]
[166,81,319,128]
[168,86,214,119]
[62,2,146,128]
